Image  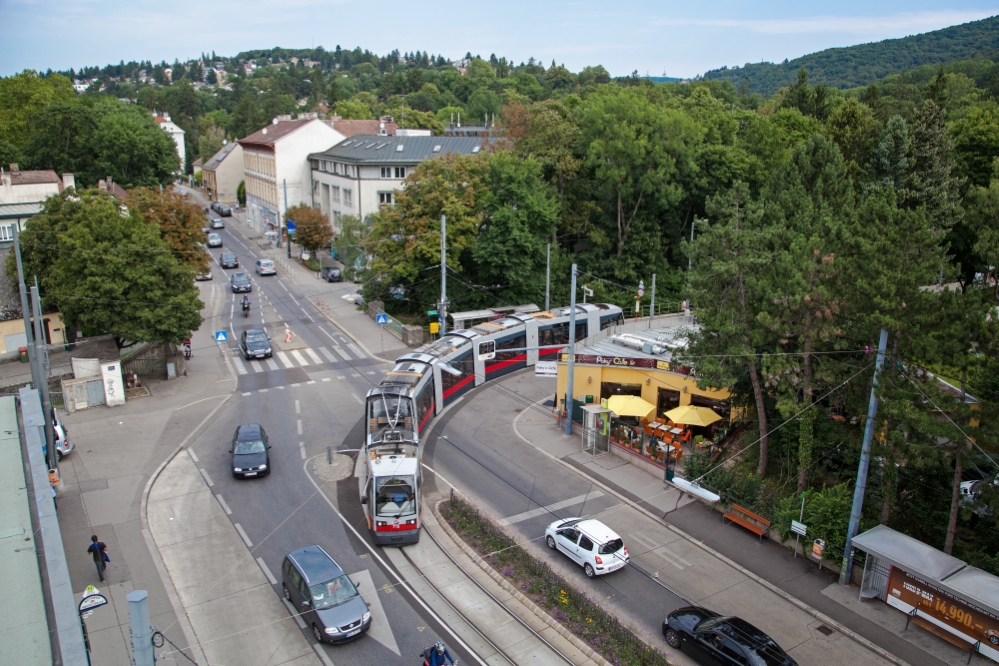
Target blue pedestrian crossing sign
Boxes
[215,330,228,342]
[376,313,388,325]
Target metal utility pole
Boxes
[839,328,889,585]
[545,243,550,312]
[30,283,55,468]
[565,264,578,437]
[13,227,37,375]
[127,590,155,666]
[688,220,696,271]
[284,179,291,258]
[440,215,448,335]
[649,273,656,328]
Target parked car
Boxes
[663,607,797,666]
[256,259,276,276]
[544,518,628,578]
[220,253,239,269]
[207,233,223,248]
[230,272,252,293]
[210,217,225,229]
[240,328,272,359]
[195,269,212,281]
[281,545,371,644]
[42,412,74,461]
[211,202,222,213]
[320,266,343,283]
[218,204,232,217]
[230,423,270,478]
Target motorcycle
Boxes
[242,302,250,318]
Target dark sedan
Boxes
[218,204,232,217]
[320,266,343,282]
[663,606,796,666]
[220,253,239,269]
[230,272,252,293]
[230,424,270,478]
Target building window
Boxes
[344,189,352,207]
[0,225,13,241]
[332,186,340,203]
[380,167,392,178]
[378,192,393,206]
[394,167,406,179]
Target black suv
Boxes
[218,204,232,217]
[220,253,239,269]
[230,424,271,478]
[231,272,252,293]
[663,607,797,666]
[240,328,272,359]
[320,266,343,283]
[282,545,371,644]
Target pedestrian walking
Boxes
[87,535,109,582]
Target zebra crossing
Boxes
[229,344,366,375]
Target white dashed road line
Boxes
[290,350,309,366]
[295,400,301,414]
[318,347,337,362]
[265,357,280,371]
[216,494,232,515]
[300,442,307,459]
[257,557,278,585]
[275,351,293,368]
[305,348,323,364]
[199,468,215,487]
[297,419,303,435]
[333,347,351,361]
[234,523,253,548]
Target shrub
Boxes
[773,483,853,555]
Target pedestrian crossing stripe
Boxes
[229,345,366,375]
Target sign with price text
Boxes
[887,567,999,647]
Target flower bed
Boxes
[439,495,670,666]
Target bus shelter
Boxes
[852,524,999,661]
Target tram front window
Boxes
[375,476,416,518]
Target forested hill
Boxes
[703,14,999,95]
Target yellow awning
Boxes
[665,405,722,427]
[607,395,656,418]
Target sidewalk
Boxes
[508,374,968,666]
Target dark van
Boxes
[282,545,371,644]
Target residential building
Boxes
[308,135,485,229]
[327,115,399,138]
[191,158,203,176]
[0,165,74,243]
[238,114,344,232]
[153,112,186,174]
[202,141,244,204]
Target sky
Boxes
[1,1,998,78]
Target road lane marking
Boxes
[297,420,303,435]
[199,468,215,487]
[275,351,293,368]
[300,442,307,459]
[283,598,307,629]
[322,377,332,382]
[347,343,364,357]
[499,490,605,525]
[351,373,360,378]
[291,382,300,387]
[234,523,253,548]
[188,449,199,462]
[295,400,301,414]
[312,643,334,666]
[319,346,337,362]
[259,388,269,393]
[276,386,285,390]
[265,357,280,371]
[230,355,248,375]
[290,349,309,366]
[215,494,232,515]
[351,393,363,404]
[350,569,400,655]
[307,380,315,385]
[626,532,692,569]
[257,557,278,585]
[366,371,376,375]
[305,348,323,364]
[288,294,299,305]
[242,392,251,396]
[333,347,351,361]
[336,376,345,380]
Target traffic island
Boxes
[437,494,671,666]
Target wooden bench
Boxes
[905,611,978,663]
[723,504,771,542]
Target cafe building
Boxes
[554,321,739,476]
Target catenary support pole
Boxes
[30,283,55,469]
[545,243,550,312]
[440,215,447,336]
[649,273,656,328]
[284,179,291,258]
[840,327,889,585]
[13,228,39,387]
[565,264,578,437]
[127,590,155,666]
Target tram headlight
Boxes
[406,519,417,526]
[376,521,386,527]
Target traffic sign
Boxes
[286,220,296,234]
[791,520,807,536]
[427,310,438,316]
[376,313,388,325]
[215,330,228,342]
[79,591,108,614]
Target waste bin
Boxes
[812,539,825,559]
[18,346,28,363]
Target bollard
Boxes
[327,445,332,465]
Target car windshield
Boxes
[598,538,624,555]
[375,475,416,518]
[246,332,268,344]
[223,254,235,261]
[233,274,249,282]
[309,575,358,610]
[234,439,265,454]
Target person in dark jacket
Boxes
[87,535,109,582]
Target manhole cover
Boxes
[815,624,834,636]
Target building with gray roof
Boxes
[308,135,487,228]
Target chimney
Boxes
[379,122,386,136]
[62,174,75,190]
[98,179,108,191]
[10,163,19,174]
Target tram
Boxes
[360,302,625,545]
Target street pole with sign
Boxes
[565,264,578,436]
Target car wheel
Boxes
[283,584,291,601]
[584,563,595,578]
[664,628,681,649]
[989,633,999,646]
[56,449,62,462]
[546,535,556,550]
[312,624,323,643]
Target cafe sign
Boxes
[559,353,671,370]
[887,567,999,653]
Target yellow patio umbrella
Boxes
[665,405,722,427]
[606,395,656,418]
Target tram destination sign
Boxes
[887,567,999,649]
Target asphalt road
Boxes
[187,217,479,666]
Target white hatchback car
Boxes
[545,518,628,578]
[255,259,276,276]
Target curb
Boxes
[510,400,911,666]
[433,498,619,666]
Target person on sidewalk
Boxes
[87,535,109,582]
